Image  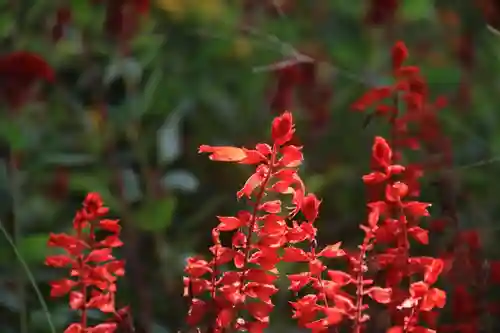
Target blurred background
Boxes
[2,0,500,332]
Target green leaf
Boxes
[41,153,96,166]
[0,12,14,38]
[72,0,98,28]
[0,120,29,152]
[68,173,118,210]
[305,166,355,194]
[422,65,461,93]
[134,197,177,231]
[17,233,50,264]
[401,0,434,21]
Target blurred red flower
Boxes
[0,51,54,109]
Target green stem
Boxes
[9,156,28,333]
[0,219,56,333]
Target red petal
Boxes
[409,226,429,245]
[98,219,121,233]
[259,200,282,214]
[385,182,408,202]
[216,216,244,231]
[50,279,77,297]
[362,171,388,184]
[45,255,73,267]
[372,136,392,168]
[87,323,118,333]
[387,326,404,333]
[392,41,409,70]
[87,248,114,263]
[282,247,310,262]
[186,298,207,325]
[280,145,303,167]
[424,259,444,285]
[64,323,84,333]
[237,168,266,199]
[87,293,115,313]
[326,270,353,286]
[287,272,311,291]
[367,286,392,304]
[404,201,431,218]
[241,148,267,164]
[352,87,392,111]
[324,307,343,325]
[98,235,123,248]
[318,242,344,258]
[198,145,247,162]
[247,301,273,323]
[69,291,84,310]
[301,194,321,223]
[271,111,295,145]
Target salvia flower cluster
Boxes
[42,40,475,333]
[180,40,453,333]
[184,112,309,333]
[45,193,127,333]
[183,104,445,332]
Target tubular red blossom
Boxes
[45,193,126,333]
[184,111,316,333]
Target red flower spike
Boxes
[185,111,321,331]
[182,74,450,332]
[45,193,126,332]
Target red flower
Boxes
[102,0,149,39]
[46,193,126,333]
[365,0,399,26]
[0,51,54,109]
